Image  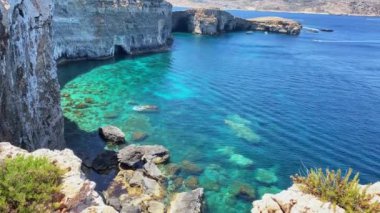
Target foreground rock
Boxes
[53,0,173,61]
[105,144,203,212]
[117,145,170,167]
[252,183,380,213]
[0,142,116,212]
[104,145,169,212]
[99,126,126,144]
[0,0,64,151]
[168,188,204,213]
[172,8,302,35]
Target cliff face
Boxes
[0,0,64,151]
[172,9,302,35]
[53,0,173,61]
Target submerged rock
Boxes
[184,176,200,190]
[172,8,302,35]
[254,168,279,184]
[99,126,126,144]
[168,188,204,213]
[132,131,149,142]
[225,114,261,143]
[181,160,204,175]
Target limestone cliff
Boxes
[0,0,64,151]
[172,9,302,35]
[53,0,173,61]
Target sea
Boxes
[58,10,380,213]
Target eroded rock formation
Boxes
[0,0,64,151]
[0,142,116,212]
[172,9,302,35]
[53,0,173,61]
[251,183,380,213]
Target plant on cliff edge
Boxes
[291,168,380,213]
[0,155,64,212]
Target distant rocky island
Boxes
[168,0,380,16]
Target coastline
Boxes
[172,3,380,17]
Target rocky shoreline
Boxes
[172,9,302,35]
[0,142,205,213]
[252,183,380,213]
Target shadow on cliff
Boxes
[64,118,117,191]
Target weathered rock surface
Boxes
[53,0,173,61]
[99,126,126,144]
[0,0,64,151]
[249,17,303,35]
[0,142,116,212]
[252,183,380,213]
[168,188,204,213]
[104,145,170,212]
[172,9,302,35]
[118,145,170,167]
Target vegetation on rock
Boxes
[292,168,380,213]
[0,155,64,212]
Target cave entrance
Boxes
[114,45,128,57]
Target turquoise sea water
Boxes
[58,11,380,213]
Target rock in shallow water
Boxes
[99,126,126,144]
[118,145,170,167]
[168,188,204,213]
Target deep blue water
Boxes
[58,11,380,213]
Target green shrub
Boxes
[0,155,64,212]
[291,168,380,213]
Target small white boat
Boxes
[133,105,159,112]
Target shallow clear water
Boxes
[59,11,380,213]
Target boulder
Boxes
[104,170,165,212]
[168,188,204,213]
[118,145,170,167]
[99,126,126,144]
[144,161,164,180]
